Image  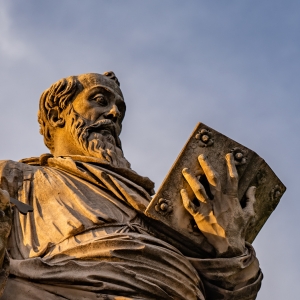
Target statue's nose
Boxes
[105,104,120,122]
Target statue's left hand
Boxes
[181,153,256,257]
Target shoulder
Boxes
[0,159,42,197]
[0,159,24,174]
[0,159,39,173]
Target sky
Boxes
[0,0,299,298]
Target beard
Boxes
[67,107,131,169]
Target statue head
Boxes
[38,72,130,168]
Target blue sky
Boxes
[0,1,299,298]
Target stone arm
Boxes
[0,189,12,296]
[187,243,262,299]
[181,153,263,299]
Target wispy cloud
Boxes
[0,2,28,59]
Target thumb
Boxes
[0,189,10,211]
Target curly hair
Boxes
[38,76,82,151]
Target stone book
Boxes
[145,122,285,254]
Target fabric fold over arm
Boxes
[187,242,263,300]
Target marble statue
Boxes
[0,72,264,299]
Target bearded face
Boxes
[67,106,130,169]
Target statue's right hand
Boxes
[0,189,12,260]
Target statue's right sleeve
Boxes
[188,243,263,300]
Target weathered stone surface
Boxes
[0,72,272,299]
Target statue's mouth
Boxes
[86,119,117,140]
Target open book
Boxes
[145,122,285,253]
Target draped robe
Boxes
[0,156,262,299]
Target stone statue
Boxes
[0,72,264,299]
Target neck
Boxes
[51,127,85,157]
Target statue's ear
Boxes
[48,107,65,128]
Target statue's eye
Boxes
[93,95,108,106]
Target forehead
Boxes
[78,73,123,98]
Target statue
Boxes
[0,72,266,299]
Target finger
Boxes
[244,186,256,219]
[198,154,221,192]
[0,189,10,211]
[182,168,209,203]
[0,189,12,238]
[180,189,197,216]
[225,153,238,192]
